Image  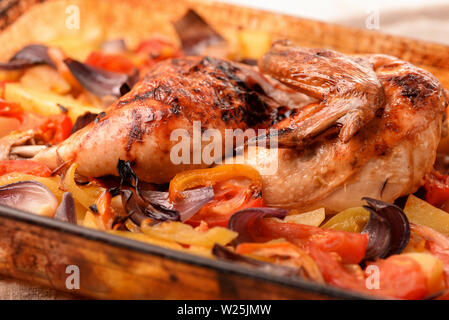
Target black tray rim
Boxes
[0,204,377,300]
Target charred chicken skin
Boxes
[33,43,447,211]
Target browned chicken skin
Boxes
[259,41,385,147]
[33,45,447,211]
[239,52,447,211]
[34,56,298,182]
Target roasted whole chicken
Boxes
[33,41,447,212]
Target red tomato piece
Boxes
[424,170,449,207]
[255,218,368,264]
[0,99,23,119]
[85,51,135,74]
[0,160,52,177]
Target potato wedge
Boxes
[4,82,102,122]
[276,208,325,227]
[401,252,445,294]
[141,221,237,248]
[237,30,272,60]
[322,207,370,233]
[20,65,71,95]
[404,195,449,236]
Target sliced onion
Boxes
[0,44,55,70]
[0,181,58,217]
[361,210,391,260]
[139,186,214,222]
[176,187,214,221]
[212,244,299,277]
[138,190,172,210]
[117,159,138,188]
[121,189,148,226]
[54,192,76,224]
[362,197,410,260]
[117,159,213,224]
[64,58,138,97]
[121,189,179,225]
[228,207,288,244]
[173,9,226,55]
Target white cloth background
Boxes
[220,0,449,45]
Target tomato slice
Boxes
[186,177,265,228]
[136,39,181,69]
[0,99,23,119]
[85,51,135,74]
[368,255,428,300]
[136,39,179,58]
[252,217,368,264]
[38,113,73,144]
[0,160,52,177]
[424,170,449,207]
[188,193,264,228]
[169,164,263,201]
[18,112,72,144]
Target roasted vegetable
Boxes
[404,195,449,236]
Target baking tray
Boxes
[0,0,448,299]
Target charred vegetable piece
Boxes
[173,9,226,55]
[362,197,410,260]
[361,209,391,260]
[139,187,214,222]
[54,192,76,224]
[322,207,370,233]
[0,44,55,70]
[168,164,262,200]
[229,207,368,264]
[64,58,138,98]
[141,221,236,248]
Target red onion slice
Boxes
[173,9,226,55]
[64,58,138,97]
[362,197,410,260]
[121,189,148,226]
[121,189,179,225]
[0,181,58,217]
[228,207,288,244]
[117,159,212,224]
[54,192,76,224]
[139,187,214,222]
[361,209,392,260]
[0,44,55,70]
